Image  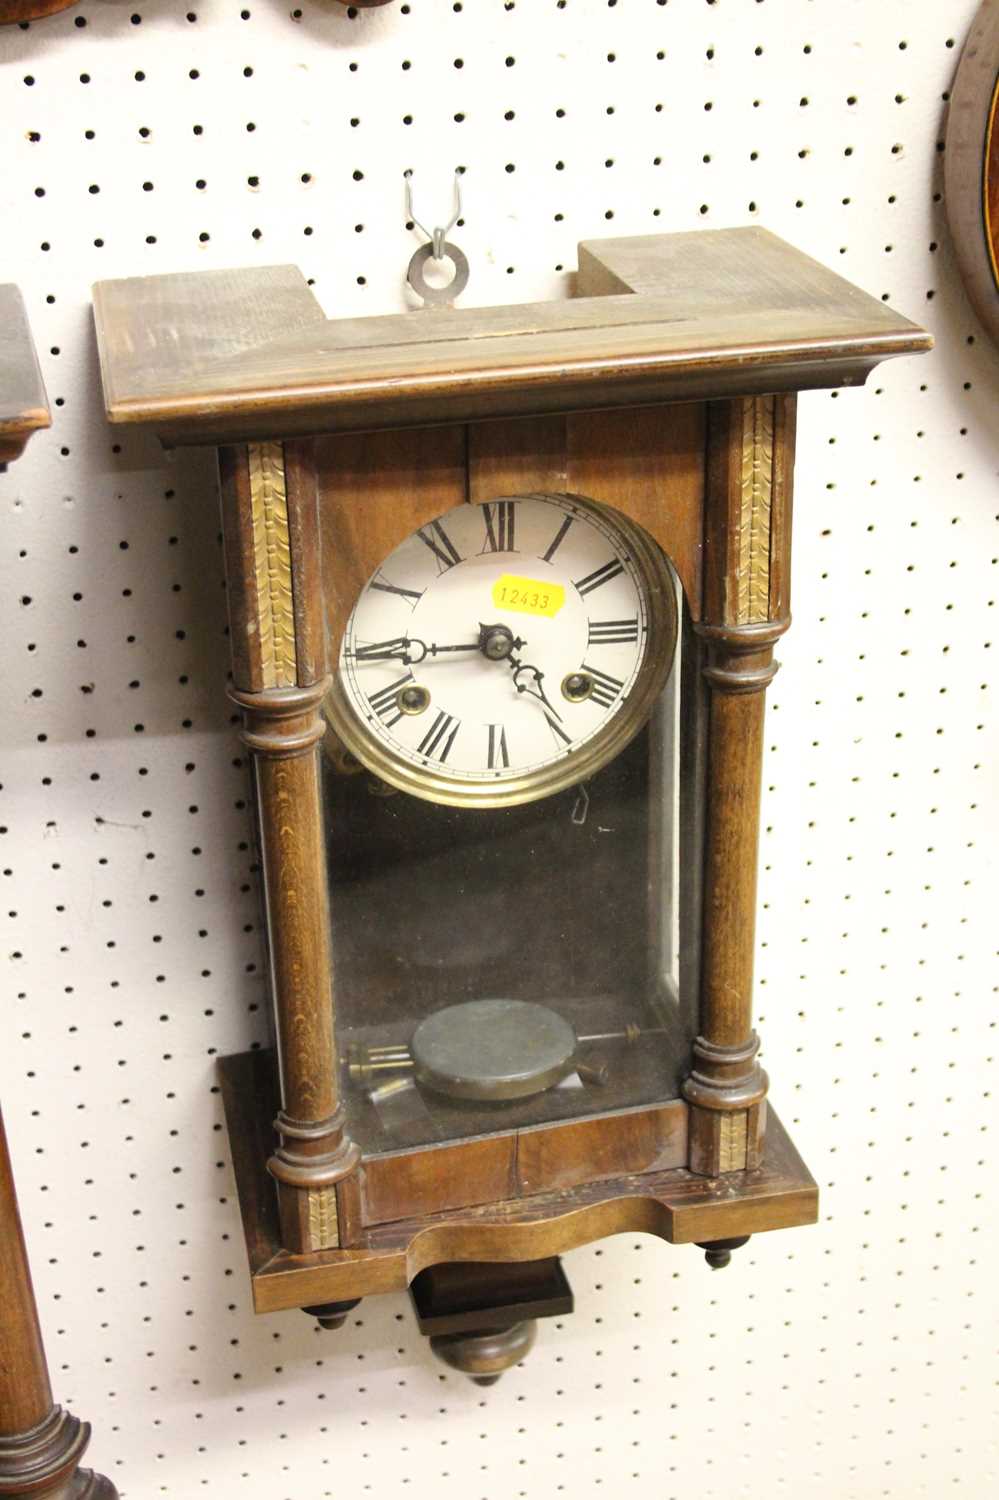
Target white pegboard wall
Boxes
[2,2,997,1496]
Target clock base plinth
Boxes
[218,1048,818,1319]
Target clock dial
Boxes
[325,493,677,807]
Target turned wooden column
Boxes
[683,394,796,1175]
[219,440,359,1253]
[0,1109,117,1499]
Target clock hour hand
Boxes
[509,659,563,721]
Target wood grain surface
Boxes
[92,228,931,446]
[358,1102,688,1227]
[0,0,76,25]
[0,1108,52,1437]
[945,0,999,346]
[0,286,50,464]
[316,425,468,656]
[316,405,703,660]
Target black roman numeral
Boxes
[417,520,463,573]
[487,723,509,769]
[545,713,572,749]
[587,617,639,646]
[542,514,574,563]
[369,569,424,607]
[417,710,460,762]
[574,558,625,597]
[581,663,625,709]
[480,501,517,554]
[367,671,413,727]
[351,637,411,662]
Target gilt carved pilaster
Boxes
[219,441,359,1252]
[683,393,796,1176]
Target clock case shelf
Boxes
[93,229,930,1316]
[219,1048,816,1315]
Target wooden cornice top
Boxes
[92,227,931,447]
[0,286,51,464]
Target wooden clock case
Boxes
[946,0,999,347]
[1,287,117,1500]
[93,228,930,1368]
[0,0,77,25]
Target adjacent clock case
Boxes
[93,229,930,1320]
[1,285,119,1499]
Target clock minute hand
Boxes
[422,641,482,656]
[408,625,527,664]
[350,638,472,666]
[359,637,479,665]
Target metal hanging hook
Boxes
[406,171,463,261]
[404,171,470,307]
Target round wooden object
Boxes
[302,1298,362,1331]
[0,0,77,22]
[695,1235,751,1269]
[945,0,999,345]
[429,1320,537,1385]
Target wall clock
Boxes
[92,228,930,1380]
[0,286,117,1500]
[0,0,77,24]
[946,0,999,346]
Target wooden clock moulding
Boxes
[1,287,118,1500]
[0,0,76,23]
[92,228,931,1321]
[946,0,999,347]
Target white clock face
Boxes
[327,493,677,807]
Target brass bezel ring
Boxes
[322,492,679,810]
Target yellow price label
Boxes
[491,574,565,619]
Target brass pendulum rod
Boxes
[348,1023,662,1087]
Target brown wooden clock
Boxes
[1,285,117,1500]
[93,229,930,1381]
[946,0,999,347]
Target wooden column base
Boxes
[0,1408,117,1500]
[683,1033,769,1175]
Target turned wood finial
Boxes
[696,1236,751,1270]
[430,1322,538,1386]
[303,1299,362,1332]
